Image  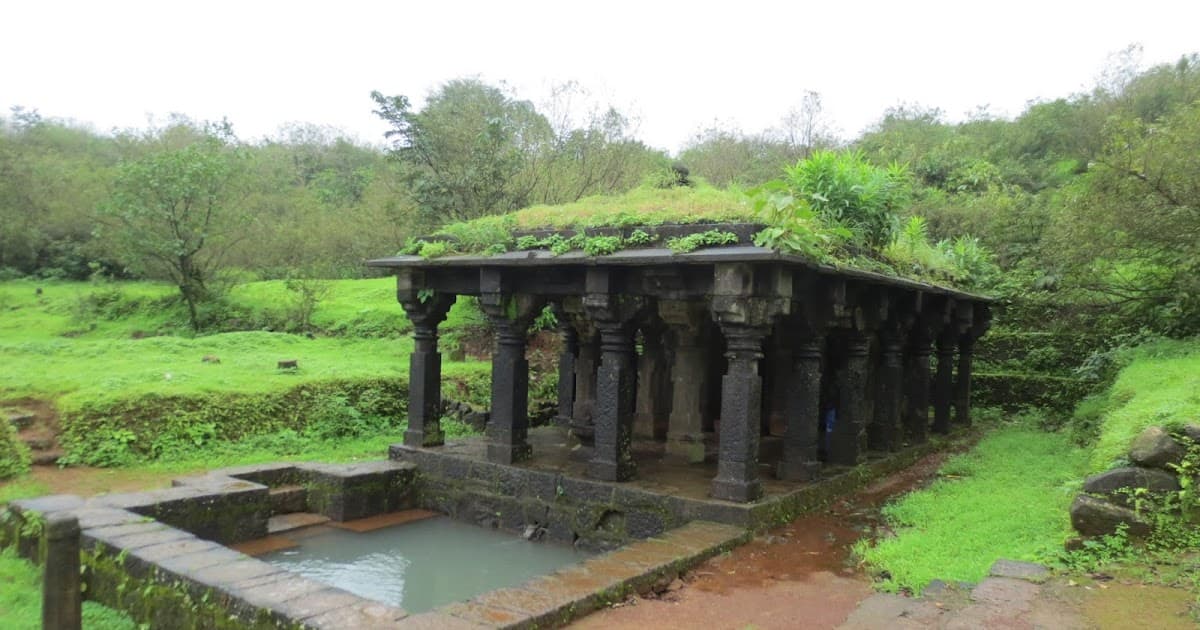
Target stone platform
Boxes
[391,425,949,547]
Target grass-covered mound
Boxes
[400,152,999,290]
[1073,338,1200,472]
[0,279,494,467]
[855,425,1088,593]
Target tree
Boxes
[371,79,552,225]
[1052,100,1200,335]
[99,124,247,330]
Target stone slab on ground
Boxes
[988,559,1050,581]
[268,512,330,534]
[330,508,440,533]
[439,520,748,630]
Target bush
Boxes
[0,421,31,480]
[58,378,411,466]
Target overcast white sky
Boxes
[3,1,1198,152]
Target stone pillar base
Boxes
[404,428,443,448]
[665,432,706,463]
[776,459,820,482]
[487,442,532,465]
[588,458,635,482]
[711,477,762,502]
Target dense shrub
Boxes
[0,421,31,480]
[58,378,413,466]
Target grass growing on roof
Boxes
[506,185,753,229]
[1080,338,1200,472]
[854,425,1087,594]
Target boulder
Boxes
[1082,466,1180,507]
[1070,494,1152,537]
[1128,426,1185,469]
[1182,423,1200,445]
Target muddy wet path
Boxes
[572,450,956,630]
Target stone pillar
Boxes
[660,300,709,463]
[954,334,975,427]
[633,316,669,441]
[43,513,81,630]
[777,332,824,481]
[585,269,646,482]
[397,271,455,448]
[590,320,640,481]
[480,289,544,465]
[554,304,578,428]
[765,331,793,436]
[829,331,871,466]
[712,324,770,501]
[903,327,933,444]
[931,327,956,435]
[708,263,790,502]
[870,325,905,452]
[571,328,599,446]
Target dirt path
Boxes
[572,451,954,630]
[571,447,1197,630]
[6,463,196,498]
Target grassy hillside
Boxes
[855,426,1087,593]
[0,278,492,467]
[1075,338,1200,472]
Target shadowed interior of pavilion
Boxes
[370,228,992,507]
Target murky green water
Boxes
[261,517,590,613]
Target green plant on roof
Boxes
[393,154,993,290]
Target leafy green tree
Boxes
[371,79,553,225]
[99,124,248,330]
[1052,100,1200,335]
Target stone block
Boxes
[123,538,223,578]
[269,485,307,515]
[10,494,84,516]
[625,510,668,539]
[306,461,416,522]
[1082,466,1180,507]
[71,508,145,530]
[988,559,1050,581]
[1070,494,1152,537]
[1129,426,1186,469]
[268,587,363,622]
[398,612,489,629]
[559,477,615,506]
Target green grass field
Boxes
[855,426,1089,594]
[0,278,491,468]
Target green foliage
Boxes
[749,183,849,261]
[665,229,739,253]
[882,217,998,288]
[854,426,1088,594]
[0,420,30,480]
[782,149,911,248]
[371,79,663,227]
[97,121,249,331]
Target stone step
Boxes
[31,449,64,466]
[6,411,37,430]
[268,512,330,535]
[269,484,308,516]
[21,434,56,450]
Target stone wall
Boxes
[1070,425,1199,539]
